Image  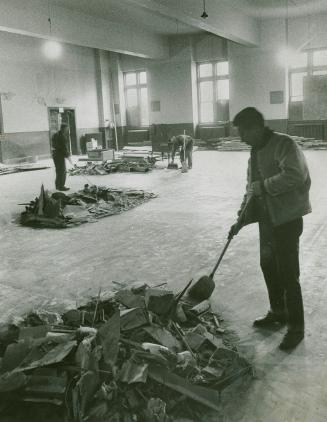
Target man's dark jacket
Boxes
[52,131,70,158]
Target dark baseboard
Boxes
[266,119,288,134]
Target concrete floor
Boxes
[1,150,327,421]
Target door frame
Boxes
[48,107,78,155]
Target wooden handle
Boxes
[209,237,232,278]
[209,194,253,278]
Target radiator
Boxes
[289,122,324,139]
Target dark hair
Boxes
[60,123,69,131]
[233,107,264,129]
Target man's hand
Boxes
[67,156,73,166]
[250,181,264,197]
[228,221,242,239]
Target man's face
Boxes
[237,126,264,147]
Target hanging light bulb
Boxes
[43,1,62,59]
[201,0,208,18]
[43,40,62,60]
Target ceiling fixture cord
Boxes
[48,0,52,35]
[201,0,208,19]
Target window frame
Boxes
[289,48,327,104]
[124,70,149,128]
[197,60,230,125]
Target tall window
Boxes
[290,49,327,103]
[197,61,230,124]
[124,70,149,127]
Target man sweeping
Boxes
[230,107,311,351]
[169,134,193,172]
[52,123,73,191]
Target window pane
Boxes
[140,87,149,126]
[200,81,213,102]
[126,88,138,107]
[290,72,307,102]
[313,50,327,67]
[313,70,327,76]
[290,52,307,69]
[139,71,147,84]
[216,61,229,76]
[199,63,213,78]
[125,73,137,86]
[200,102,214,123]
[217,79,230,100]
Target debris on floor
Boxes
[20,184,157,228]
[194,138,250,151]
[69,157,156,176]
[291,135,327,149]
[195,135,327,151]
[0,283,252,422]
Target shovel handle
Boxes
[209,237,232,278]
[209,194,253,279]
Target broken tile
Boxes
[115,289,145,309]
[143,325,181,352]
[145,289,174,316]
[120,308,148,331]
[120,360,148,384]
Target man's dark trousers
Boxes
[53,155,66,190]
[259,218,304,332]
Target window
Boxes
[124,71,149,127]
[290,72,307,102]
[289,49,327,103]
[197,61,230,124]
[313,50,327,67]
[290,52,307,69]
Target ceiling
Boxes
[49,0,327,41]
[51,0,202,36]
[229,0,327,18]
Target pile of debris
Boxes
[194,138,250,151]
[20,184,157,229]
[290,135,327,150]
[69,158,155,177]
[0,283,252,421]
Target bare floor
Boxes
[1,151,327,421]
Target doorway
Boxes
[48,108,78,155]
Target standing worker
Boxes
[230,107,311,351]
[169,134,193,172]
[52,123,73,191]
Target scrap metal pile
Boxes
[0,283,252,421]
[69,158,155,177]
[20,184,157,229]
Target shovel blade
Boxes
[188,275,215,302]
[167,163,178,169]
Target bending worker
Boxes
[51,122,73,191]
[230,107,311,351]
[169,134,193,170]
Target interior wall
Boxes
[0,31,103,161]
[109,33,228,146]
[229,12,327,131]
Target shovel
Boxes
[188,195,253,302]
[167,161,178,169]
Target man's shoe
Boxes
[253,311,286,328]
[58,187,70,191]
[279,330,304,351]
